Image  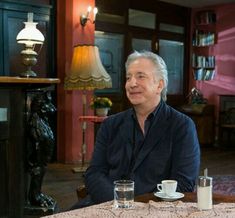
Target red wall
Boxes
[190,3,235,130]
[56,0,95,163]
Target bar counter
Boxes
[0,76,60,218]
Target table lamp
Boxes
[16,12,45,77]
[64,45,112,172]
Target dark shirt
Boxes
[129,103,161,176]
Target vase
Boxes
[95,108,109,117]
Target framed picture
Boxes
[95,31,124,94]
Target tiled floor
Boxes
[26,146,235,217]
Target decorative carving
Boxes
[25,91,57,214]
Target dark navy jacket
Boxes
[85,101,200,204]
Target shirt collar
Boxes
[131,100,162,121]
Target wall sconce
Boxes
[16,12,45,77]
[80,6,98,27]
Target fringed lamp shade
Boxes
[64,45,112,173]
[64,45,112,90]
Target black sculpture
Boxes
[26,91,56,211]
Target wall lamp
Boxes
[80,6,98,27]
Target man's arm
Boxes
[170,116,200,192]
[84,120,114,203]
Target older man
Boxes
[74,51,200,208]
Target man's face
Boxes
[125,57,163,106]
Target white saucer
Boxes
[154,192,184,201]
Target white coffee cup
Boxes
[157,180,177,197]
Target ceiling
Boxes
[159,0,235,8]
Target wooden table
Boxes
[135,192,235,203]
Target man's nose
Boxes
[128,76,137,87]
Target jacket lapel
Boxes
[132,102,171,171]
[118,110,134,161]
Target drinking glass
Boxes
[113,180,134,208]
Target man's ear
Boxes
[156,79,164,93]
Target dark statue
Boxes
[25,91,57,214]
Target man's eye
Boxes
[137,74,145,79]
[126,76,130,81]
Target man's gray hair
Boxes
[125,51,168,101]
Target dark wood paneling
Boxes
[0,9,3,74]
[96,0,128,16]
[0,1,51,14]
[0,90,9,217]
[9,89,25,217]
[0,138,8,216]
[157,1,189,25]
[0,88,25,217]
[3,11,50,77]
[8,0,50,5]
[130,0,158,12]
[0,0,53,78]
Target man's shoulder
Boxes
[164,103,194,124]
[103,109,132,124]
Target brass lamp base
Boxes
[20,69,37,78]
[20,47,38,77]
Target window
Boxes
[132,38,152,52]
[159,23,184,34]
[95,31,124,94]
[159,39,184,95]
[128,9,155,29]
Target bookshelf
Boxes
[192,10,216,81]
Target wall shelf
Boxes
[192,10,217,81]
